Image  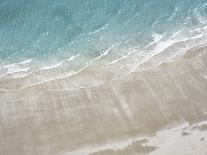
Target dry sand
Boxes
[0,45,207,155]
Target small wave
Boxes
[40,60,65,70]
[66,53,80,61]
[20,32,207,90]
[19,59,33,64]
[0,0,207,91]
[145,33,164,48]
[1,25,207,91]
[40,54,80,70]
[0,58,34,79]
[110,50,134,65]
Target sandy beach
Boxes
[0,42,207,155]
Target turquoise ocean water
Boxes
[0,0,207,88]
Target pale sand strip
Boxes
[0,46,207,155]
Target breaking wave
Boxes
[0,0,207,90]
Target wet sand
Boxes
[0,45,207,155]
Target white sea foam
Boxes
[19,59,33,64]
[40,60,65,70]
[1,25,207,91]
[66,53,80,61]
[0,64,30,74]
[40,54,80,70]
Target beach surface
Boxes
[1,42,207,155]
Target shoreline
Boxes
[1,42,207,155]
